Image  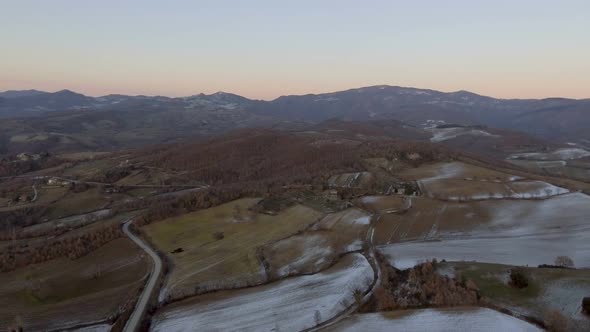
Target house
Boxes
[323,189,339,201]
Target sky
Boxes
[1,0,589,100]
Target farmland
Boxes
[150,253,374,332]
[1,124,589,331]
[143,198,324,300]
[0,238,150,331]
[264,208,371,278]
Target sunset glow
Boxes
[1,0,589,99]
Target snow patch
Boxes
[330,308,541,331]
[429,127,498,142]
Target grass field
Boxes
[46,188,114,219]
[0,238,150,331]
[440,262,590,331]
[61,158,119,179]
[143,198,324,300]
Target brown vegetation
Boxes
[544,309,568,332]
[366,254,479,312]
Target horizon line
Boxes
[1,85,588,102]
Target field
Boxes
[150,253,374,332]
[263,208,371,278]
[441,262,590,331]
[373,197,491,244]
[508,148,590,161]
[326,307,540,331]
[143,198,324,300]
[0,238,150,331]
[399,161,570,201]
[0,186,68,212]
[509,158,590,183]
[57,151,111,161]
[328,171,374,188]
[46,188,115,219]
[355,195,407,213]
[378,193,590,268]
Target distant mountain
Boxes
[1,85,588,145]
[0,89,48,98]
[252,85,589,144]
[0,89,257,119]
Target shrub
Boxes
[509,269,529,289]
[554,256,574,268]
[583,297,590,315]
[352,288,364,308]
[544,309,568,332]
[212,231,224,241]
[314,310,321,325]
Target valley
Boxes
[1,123,589,331]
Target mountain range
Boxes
[1,85,588,154]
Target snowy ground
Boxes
[150,253,374,332]
[428,127,498,143]
[508,148,590,161]
[326,307,541,331]
[540,279,590,322]
[380,193,590,268]
[415,162,570,201]
[271,233,334,278]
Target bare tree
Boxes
[554,256,574,268]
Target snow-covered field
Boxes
[508,148,590,161]
[443,181,569,201]
[150,253,374,332]
[327,307,541,331]
[270,233,334,278]
[540,279,590,322]
[380,193,590,268]
[429,127,498,142]
[414,162,570,201]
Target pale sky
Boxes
[1,0,589,100]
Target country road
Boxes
[122,220,163,332]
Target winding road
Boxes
[122,220,163,332]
